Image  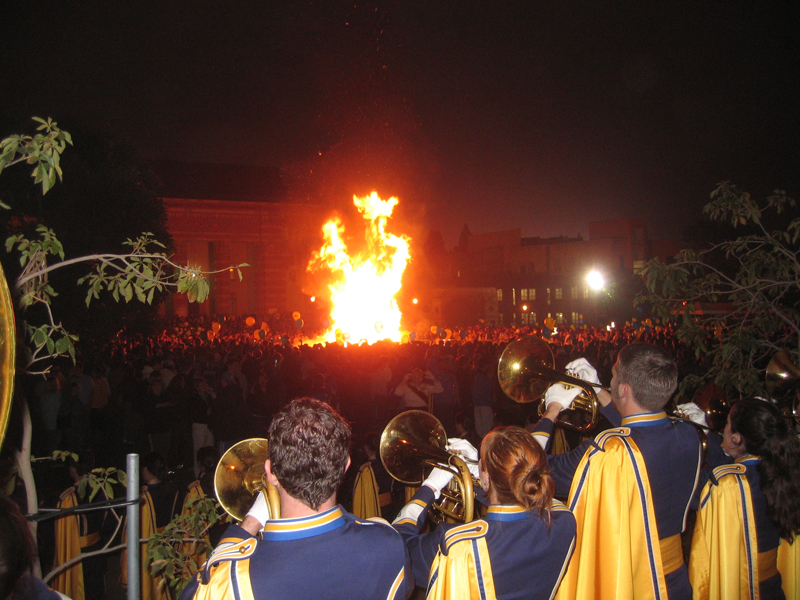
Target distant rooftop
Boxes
[150,161,288,203]
[521,234,583,246]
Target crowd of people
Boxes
[2,314,799,600]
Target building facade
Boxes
[163,197,324,318]
[449,218,650,327]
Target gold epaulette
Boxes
[442,520,488,553]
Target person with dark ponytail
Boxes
[394,427,576,600]
[689,399,800,599]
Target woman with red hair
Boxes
[394,426,576,600]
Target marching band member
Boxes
[179,398,413,600]
[689,398,800,600]
[394,427,576,600]
[534,344,703,600]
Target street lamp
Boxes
[586,270,605,327]
[586,270,605,291]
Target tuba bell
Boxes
[215,438,281,522]
[498,336,601,432]
[380,410,475,523]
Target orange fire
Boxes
[308,192,410,344]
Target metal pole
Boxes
[127,453,140,600]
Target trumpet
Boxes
[498,336,605,432]
[214,438,281,522]
[380,410,476,523]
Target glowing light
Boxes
[587,270,605,290]
[307,192,410,344]
[310,296,316,302]
[522,304,528,311]
[412,298,418,304]
[512,363,520,371]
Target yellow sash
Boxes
[777,537,799,599]
[120,489,170,600]
[352,462,381,519]
[689,464,760,600]
[53,488,85,600]
[426,521,497,600]
[556,429,669,600]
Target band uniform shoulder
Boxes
[592,427,632,449]
[59,486,78,503]
[203,537,258,571]
[550,498,571,513]
[441,520,489,553]
[710,462,746,485]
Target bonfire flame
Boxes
[309,192,410,344]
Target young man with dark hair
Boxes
[534,343,703,600]
[181,398,413,600]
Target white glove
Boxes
[676,402,708,428]
[544,384,583,412]
[565,358,601,386]
[245,490,272,528]
[447,438,479,479]
[423,466,455,499]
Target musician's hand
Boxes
[676,402,708,427]
[447,438,479,479]
[544,383,583,413]
[244,490,272,530]
[565,358,601,386]
[423,466,455,499]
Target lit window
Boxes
[572,312,579,323]
[571,287,578,299]
[582,286,589,299]
[556,312,564,324]
[520,289,528,301]
[497,289,503,301]
[546,288,551,305]
[529,288,536,300]
[555,288,563,300]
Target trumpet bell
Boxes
[497,336,554,403]
[498,336,600,432]
[380,410,475,523]
[766,351,800,397]
[380,410,449,485]
[215,438,280,521]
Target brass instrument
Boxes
[498,336,603,432]
[215,438,281,522]
[0,263,15,450]
[766,351,800,426]
[380,410,475,523]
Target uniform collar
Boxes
[735,454,760,466]
[621,411,669,427]
[486,505,530,521]
[262,505,346,541]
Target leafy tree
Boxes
[0,118,244,577]
[638,182,800,398]
[0,118,246,374]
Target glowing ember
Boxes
[308,192,410,344]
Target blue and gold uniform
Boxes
[53,485,107,600]
[394,486,576,600]
[180,505,413,600]
[690,455,789,600]
[534,409,703,600]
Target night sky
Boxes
[1,1,797,247]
